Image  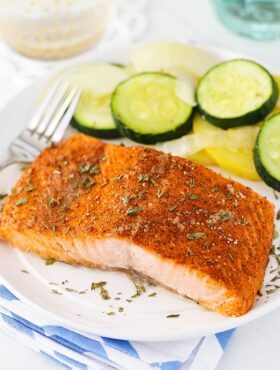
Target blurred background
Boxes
[0,0,280,108]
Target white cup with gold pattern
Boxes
[0,0,110,59]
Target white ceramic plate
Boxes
[0,45,280,342]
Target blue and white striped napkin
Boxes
[0,284,234,370]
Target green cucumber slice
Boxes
[72,93,121,139]
[196,59,278,129]
[254,112,280,190]
[68,63,129,138]
[111,72,194,144]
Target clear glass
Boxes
[0,0,110,60]
[216,0,280,40]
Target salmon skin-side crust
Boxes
[0,134,275,316]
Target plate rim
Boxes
[0,42,279,341]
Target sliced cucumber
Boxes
[254,113,280,190]
[72,93,121,139]
[273,75,280,112]
[111,72,194,144]
[196,59,278,129]
[67,63,129,138]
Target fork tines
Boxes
[28,81,81,144]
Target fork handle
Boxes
[0,157,31,171]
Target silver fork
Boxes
[0,81,81,171]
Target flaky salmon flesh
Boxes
[0,134,275,316]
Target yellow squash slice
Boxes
[193,115,260,180]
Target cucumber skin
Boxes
[110,63,125,68]
[254,127,280,191]
[111,71,194,144]
[196,61,279,129]
[113,108,195,144]
[71,118,122,139]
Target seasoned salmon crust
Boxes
[0,134,275,316]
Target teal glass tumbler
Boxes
[216,0,280,40]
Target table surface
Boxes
[1,0,280,369]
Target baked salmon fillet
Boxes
[0,134,275,316]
